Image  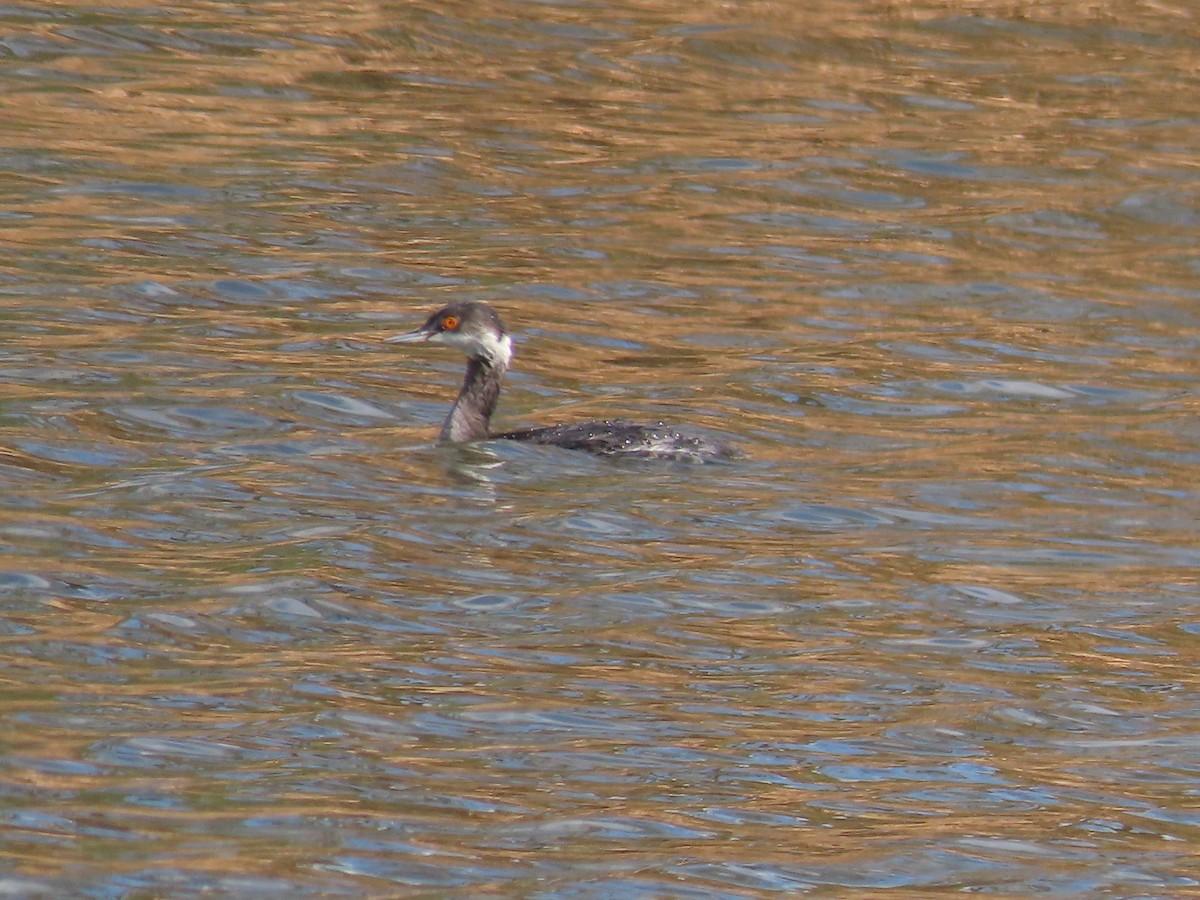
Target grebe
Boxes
[386,301,739,462]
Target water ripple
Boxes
[0,0,1197,895]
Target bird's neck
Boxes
[441,354,507,442]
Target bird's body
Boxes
[386,301,738,463]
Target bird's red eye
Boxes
[441,315,459,331]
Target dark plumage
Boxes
[386,301,739,462]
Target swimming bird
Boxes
[386,301,738,462]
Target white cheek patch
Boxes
[439,327,511,367]
[489,334,513,368]
[469,331,511,367]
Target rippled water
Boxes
[2,1,1199,895]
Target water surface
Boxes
[1,1,1199,895]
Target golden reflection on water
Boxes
[0,0,1198,894]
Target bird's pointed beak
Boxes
[384,328,430,344]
